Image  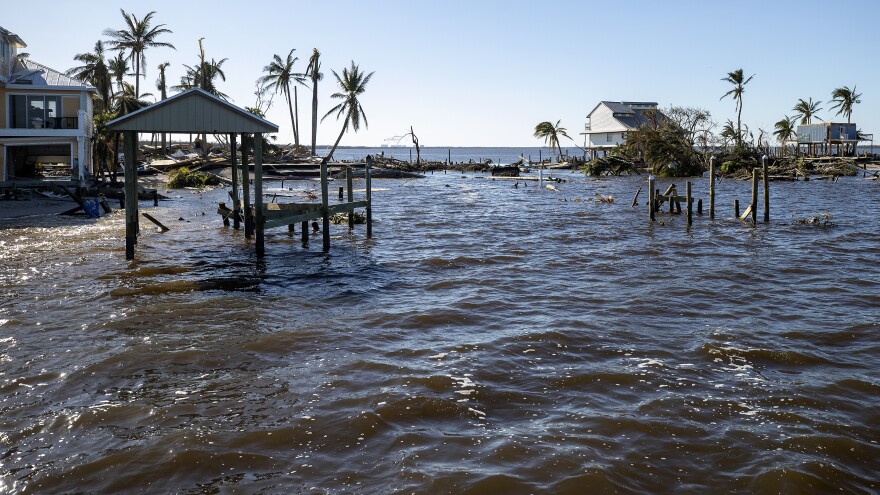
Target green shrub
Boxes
[167,167,208,188]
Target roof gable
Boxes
[107,88,279,134]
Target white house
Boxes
[1,25,96,184]
[581,101,663,156]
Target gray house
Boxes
[796,122,860,156]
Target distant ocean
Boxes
[315,145,880,165]
[315,146,585,165]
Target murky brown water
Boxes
[2,171,879,494]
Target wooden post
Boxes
[697,198,702,215]
[152,189,159,207]
[230,133,240,230]
[320,158,330,251]
[254,133,265,256]
[346,166,354,230]
[762,155,769,223]
[539,149,543,183]
[686,181,692,226]
[648,176,655,221]
[124,130,138,260]
[669,185,675,213]
[366,155,373,238]
[301,221,308,243]
[241,135,252,239]
[709,155,716,219]
[338,186,344,200]
[734,199,740,218]
[751,167,758,225]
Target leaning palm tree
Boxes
[533,120,571,158]
[103,9,175,97]
[830,86,862,123]
[260,49,306,148]
[773,115,797,157]
[720,68,754,147]
[305,48,323,156]
[793,97,823,125]
[321,61,374,162]
[66,40,112,110]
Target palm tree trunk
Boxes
[736,100,742,147]
[134,53,140,98]
[311,78,318,155]
[325,119,349,162]
[285,86,297,148]
[294,86,300,148]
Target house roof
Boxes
[601,101,635,115]
[107,88,279,134]
[586,101,665,132]
[0,26,26,48]
[9,59,93,88]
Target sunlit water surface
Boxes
[1,170,879,494]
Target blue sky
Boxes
[8,1,880,146]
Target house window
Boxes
[606,133,612,143]
[8,95,63,128]
[621,132,626,140]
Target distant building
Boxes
[1,25,96,184]
[796,122,860,157]
[580,101,665,157]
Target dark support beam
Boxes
[366,155,373,238]
[241,135,252,239]
[321,158,330,251]
[254,133,265,256]
[230,133,241,230]
[347,166,354,230]
[124,130,139,260]
[709,155,716,219]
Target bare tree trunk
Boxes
[410,126,420,167]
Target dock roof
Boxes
[107,88,279,134]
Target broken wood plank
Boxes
[142,212,170,232]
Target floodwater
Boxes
[1,170,879,494]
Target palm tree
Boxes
[793,97,823,125]
[773,115,797,157]
[720,68,754,147]
[66,41,112,110]
[260,49,306,148]
[103,9,175,97]
[306,48,323,156]
[830,86,862,123]
[108,52,129,93]
[156,62,170,151]
[533,120,571,158]
[114,82,153,116]
[321,61,374,162]
[174,39,229,99]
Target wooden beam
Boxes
[366,155,373,237]
[346,166,354,229]
[142,212,170,232]
[241,135,252,239]
[124,130,138,260]
[709,155,716,219]
[230,133,240,229]
[254,133,265,257]
[321,158,330,251]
